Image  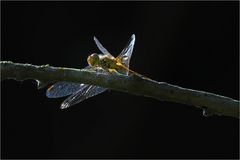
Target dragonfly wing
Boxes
[61,85,107,109]
[46,66,93,98]
[93,36,114,58]
[117,34,136,68]
[46,82,88,98]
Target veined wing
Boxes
[46,82,88,98]
[117,34,136,69]
[94,36,114,58]
[61,85,107,109]
[46,66,92,98]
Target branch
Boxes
[1,61,239,118]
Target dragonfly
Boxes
[46,34,136,109]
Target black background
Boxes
[1,1,239,159]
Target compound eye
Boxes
[92,53,99,58]
[87,53,99,66]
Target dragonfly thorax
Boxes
[87,53,120,71]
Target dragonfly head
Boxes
[87,53,100,67]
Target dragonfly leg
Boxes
[108,68,119,74]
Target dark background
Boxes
[1,1,239,159]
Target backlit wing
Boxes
[94,36,114,58]
[46,66,93,98]
[46,82,88,98]
[60,85,107,109]
[117,34,136,68]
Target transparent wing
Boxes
[46,66,92,98]
[60,85,107,109]
[93,36,114,58]
[46,82,89,98]
[117,34,136,68]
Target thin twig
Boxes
[1,61,239,118]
